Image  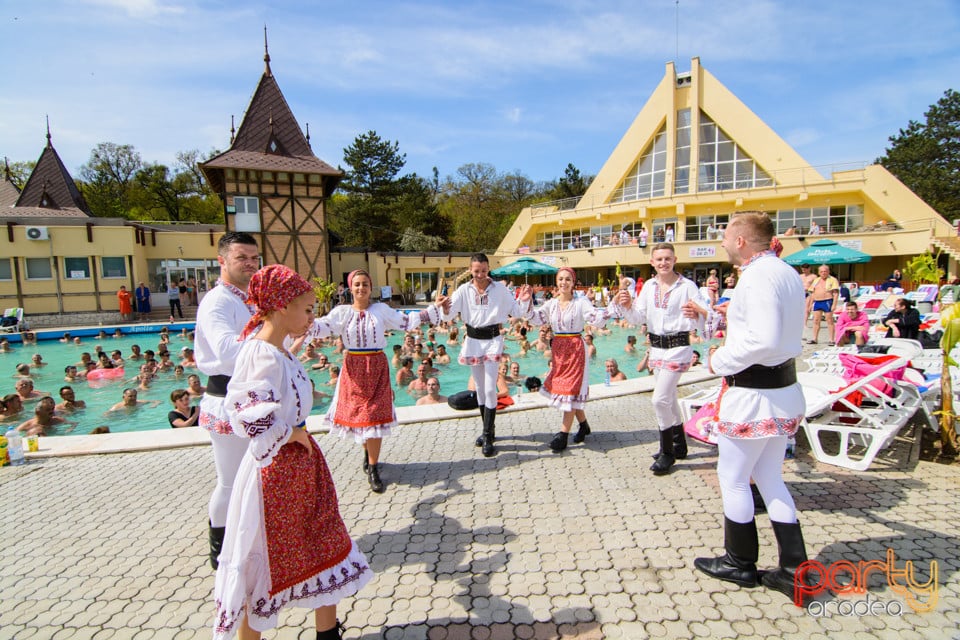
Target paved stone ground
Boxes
[2,389,959,640]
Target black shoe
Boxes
[694,517,759,587]
[549,431,569,452]
[572,420,591,444]
[316,620,345,640]
[209,522,226,571]
[482,436,496,457]
[761,520,814,603]
[672,424,688,460]
[650,428,675,475]
[751,484,766,515]
[367,464,384,493]
[475,406,488,447]
[362,448,369,472]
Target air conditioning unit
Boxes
[25,226,49,240]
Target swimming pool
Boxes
[2,323,706,436]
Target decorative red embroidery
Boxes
[544,334,586,397]
[333,351,395,428]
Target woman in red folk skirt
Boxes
[528,267,618,452]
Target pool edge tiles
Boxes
[19,368,720,459]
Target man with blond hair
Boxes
[695,211,815,604]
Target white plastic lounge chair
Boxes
[799,355,919,471]
[0,308,23,334]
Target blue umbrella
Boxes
[490,256,559,282]
[783,239,872,266]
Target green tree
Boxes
[398,227,444,252]
[440,162,522,252]
[78,142,143,218]
[4,159,35,190]
[547,163,593,200]
[878,89,960,221]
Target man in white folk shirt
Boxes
[694,212,816,603]
[194,232,260,569]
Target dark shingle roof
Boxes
[15,134,91,216]
[0,174,20,208]
[201,55,342,196]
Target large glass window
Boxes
[774,204,864,234]
[684,214,730,241]
[674,109,692,194]
[652,218,677,243]
[234,196,261,232]
[612,124,668,202]
[64,257,91,280]
[25,257,52,280]
[698,113,773,192]
[0,259,11,281]
[101,256,127,278]
[406,271,438,302]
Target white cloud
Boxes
[82,0,186,19]
[503,107,522,124]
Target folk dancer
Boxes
[216,265,371,640]
[694,212,814,603]
[527,266,616,452]
[194,232,260,569]
[307,269,444,493]
[614,243,708,475]
[441,253,533,457]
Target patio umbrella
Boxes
[783,239,872,266]
[490,256,559,283]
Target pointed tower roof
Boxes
[201,32,342,195]
[13,122,91,218]
[0,158,21,208]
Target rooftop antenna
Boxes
[675,0,680,63]
[263,24,272,76]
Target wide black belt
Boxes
[206,374,231,397]
[648,332,690,349]
[466,324,501,340]
[724,359,797,389]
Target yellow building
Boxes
[496,58,957,287]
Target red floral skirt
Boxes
[544,334,586,397]
[261,436,352,596]
[333,351,395,429]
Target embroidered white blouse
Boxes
[306,303,441,347]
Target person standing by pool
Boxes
[441,253,534,457]
[135,281,151,321]
[527,267,616,452]
[306,269,445,493]
[194,231,260,569]
[168,281,183,320]
[216,264,371,640]
[117,285,134,322]
[693,211,812,603]
[614,243,708,476]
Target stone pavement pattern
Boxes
[2,393,959,639]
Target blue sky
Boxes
[2,0,958,184]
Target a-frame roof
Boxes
[580,58,820,208]
[201,45,342,195]
[12,129,91,218]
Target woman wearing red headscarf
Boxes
[215,265,371,640]
[307,269,444,493]
[527,267,618,452]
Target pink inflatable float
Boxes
[86,367,125,381]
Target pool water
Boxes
[2,324,709,436]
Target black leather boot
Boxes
[694,517,759,587]
[209,522,225,570]
[362,447,369,472]
[316,620,344,640]
[481,407,497,457]
[549,431,569,452]
[654,424,687,460]
[672,424,688,459]
[762,520,815,603]
[650,427,675,475]
[367,463,384,493]
[475,406,487,447]
[572,420,591,443]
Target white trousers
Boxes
[651,367,683,430]
[208,430,248,527]
[717,435,797,524]
[470,361,500,410]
